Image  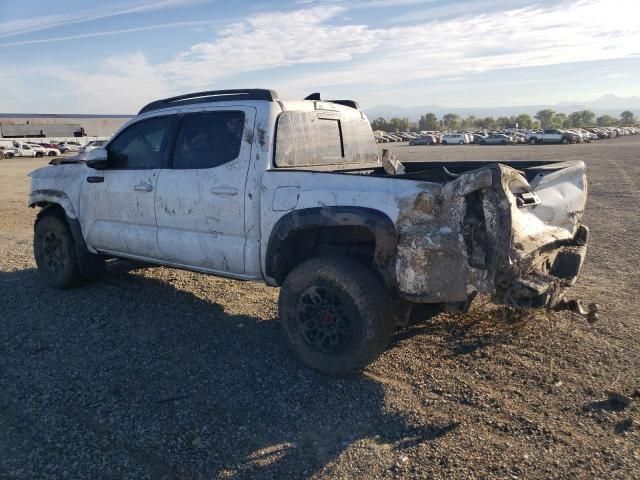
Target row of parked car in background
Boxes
[0,139,107,158]
[375,126,640,146]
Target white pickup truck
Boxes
[10,141,38,157]
[526,129,570,145]
[28,89,593,375]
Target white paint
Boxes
[28,94,589,308]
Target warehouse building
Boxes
[0,113,133,138]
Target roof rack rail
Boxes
[327,99,360,109]
[303,92,359,110]
[138,89,278,114]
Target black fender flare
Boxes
[265,206,397,286]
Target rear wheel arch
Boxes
[265,207,397,288]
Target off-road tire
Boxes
[279,255,393,376]
[34,215,83,289]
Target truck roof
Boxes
[138,89,361,116]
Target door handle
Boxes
[86,176,104,183]
[210,187,238,196]
[134,182,153,192]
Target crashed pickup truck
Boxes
[29,89,591,375]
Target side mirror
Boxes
[85,147,108,169]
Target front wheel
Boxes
[529,138,537,145]
[279,256,393,376]
[34,215,83,289]
[561,137,569,144]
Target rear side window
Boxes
[172,111,245,169]
[107,116,172,169]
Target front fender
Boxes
[29,189,78,219]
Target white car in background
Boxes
[28,143,60,156]
[79,140,107,154]
[441,133,470,145]
[57,142,81,153]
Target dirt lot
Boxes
[1,138,639,479]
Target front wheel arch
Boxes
[35,203,105,279]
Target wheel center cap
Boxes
[321,311,335,327]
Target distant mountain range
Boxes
[364,95,640,121]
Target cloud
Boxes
[0,20,218,47]
[265,0,640,89]
[32,0,640,112]
[606,73,631,79]
[156,0,640,93]
[49,53,173,113]
[0,0,211,39]
[389,0,549,22]
[161,6,378,86]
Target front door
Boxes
[79,115,174,259]
[154,107,256,274]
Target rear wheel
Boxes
[279,256,393,376]
[500,140,507,145]
[458,140,464,145]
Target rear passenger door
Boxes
[155,106,256,275]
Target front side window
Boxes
[107,116,172,169]
[172,111,245,169]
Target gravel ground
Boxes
[1,138,639,479]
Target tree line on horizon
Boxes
[370,109,638,132]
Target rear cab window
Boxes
[274,109,378,169]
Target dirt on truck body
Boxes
[28,88,594,375]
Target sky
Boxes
[0,0,639,113]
